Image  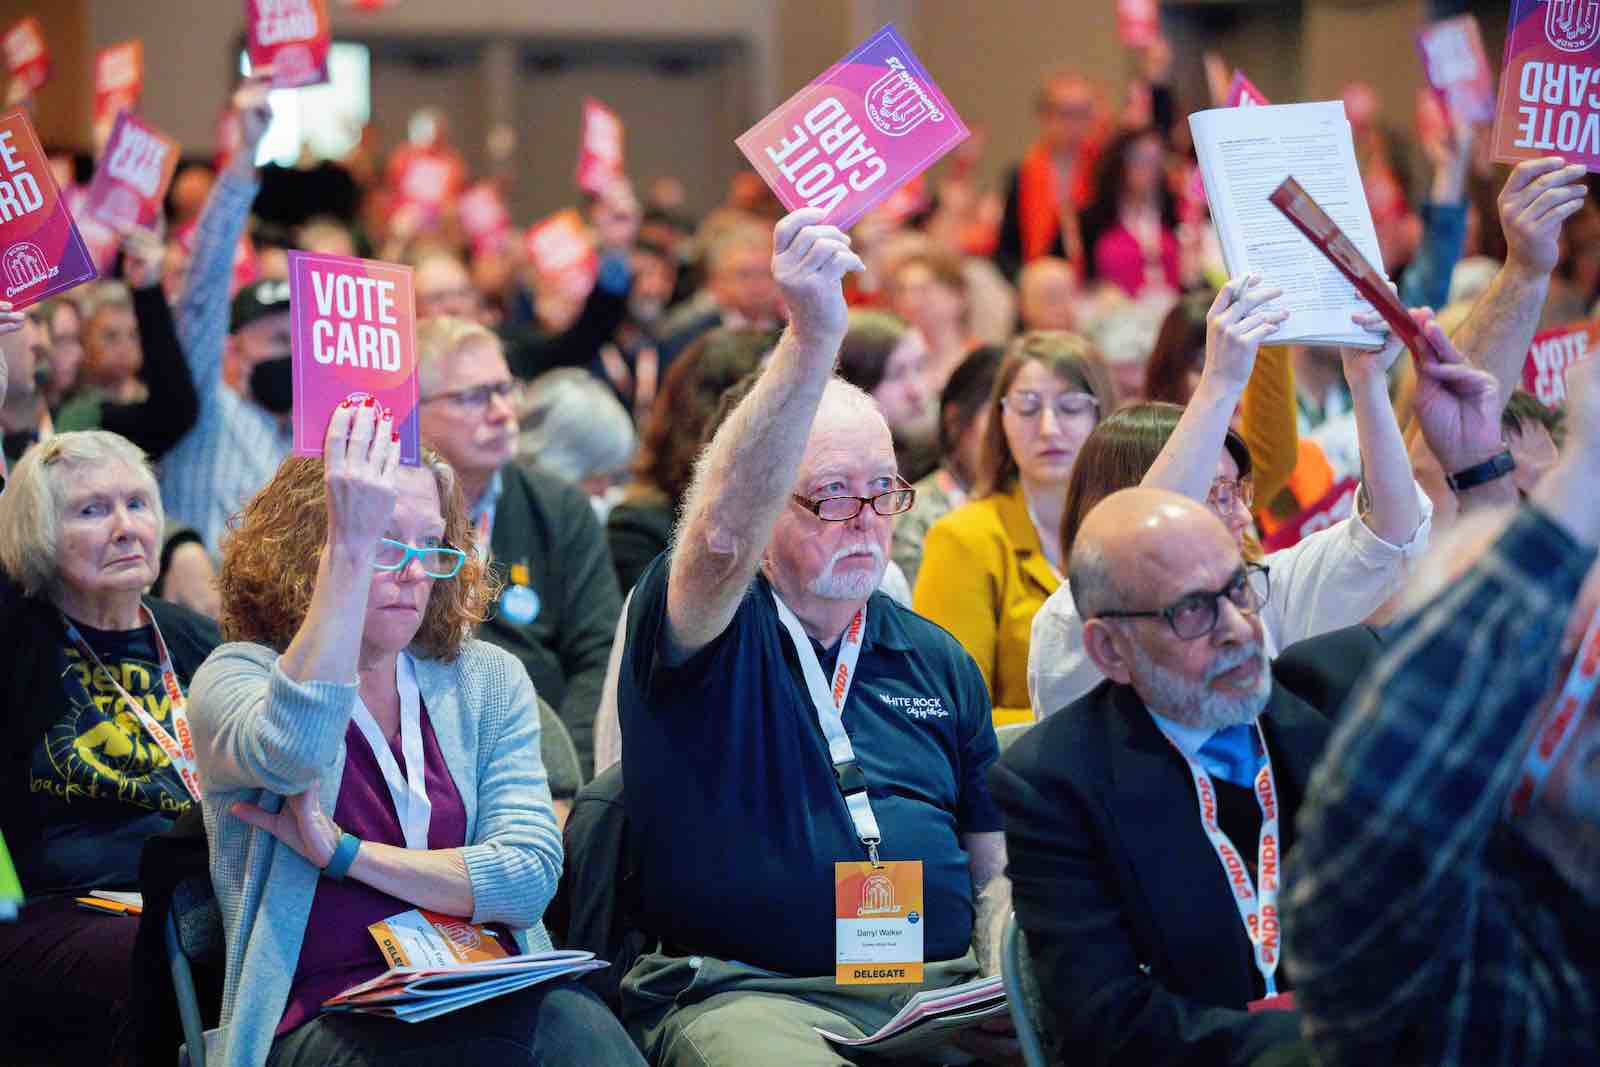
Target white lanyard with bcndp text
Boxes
[1166,723,1283,997]
[1508,603,1600,818]
[62,609,203,802]
[349,652,432,851]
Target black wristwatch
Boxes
[1445,449,1517,492]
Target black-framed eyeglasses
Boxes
[373,538,467,579]
[420,381,516,410]
[1094,563,1270,640]
[791,477,916,523]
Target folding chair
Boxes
[1001,911,1052,1067]
[164,874,223,1067]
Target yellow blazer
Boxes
[913,482,1058,728]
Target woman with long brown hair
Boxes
[913,331,1115,726]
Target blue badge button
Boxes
[907,910,920,925]
[499,584,540,625]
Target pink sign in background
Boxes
[1227,70,1269,107]
[576,98,624,195]
[1522,319,1599,406]
[94,40,142,122]
[245,0,332,89]
[0,109,97,309]
[1116,0,1160,47]
[83,110,179,235]
[1492,0,1600,169]
[1416,14,1495,123]
[736,24,969,230]
[3,18,49,97]
[288,250,421,465]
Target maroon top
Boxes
[276,702,514,1035]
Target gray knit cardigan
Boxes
[188,639,561,1067]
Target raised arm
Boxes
[1142,274,1286,499]
[1409,312,1519,516]
[1338,312,1421,546]
[1450,157,1586,404]
[665,208,863,657]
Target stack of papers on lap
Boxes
[815,974,1008,1059]
[323,950,606,1024]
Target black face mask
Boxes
[249,356,294,414]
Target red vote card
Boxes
[94,41,143,122]
[576,97,624,196]
[1493,0,1600,169]
[457,181,511,255]
[0,109,97,309]
[83,111,179,236]
[1261,478,1359,553]
[245,0,332,90]
[1117,0,1160,48]
[2,18,49,98]
[1523,320,1600,407]
[524,208,597,299]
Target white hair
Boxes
[0,431,163,596]
[517,368,637,483]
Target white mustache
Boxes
[1206,644,1264,682]
[822,542,884,570]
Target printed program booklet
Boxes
[1189,100,1389,348]
[815,973,1008,1060]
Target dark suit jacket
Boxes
[991,680,1330,1067]
[479,463,622,777]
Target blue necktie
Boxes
[1197,724,1261,787]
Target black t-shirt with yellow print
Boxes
[23,618,192,892]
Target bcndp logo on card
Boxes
[1546,0,1600,53]
[4,240,55,297]
[864,56,945,138]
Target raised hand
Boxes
[1340,299,1408,390]
[230,785,340,868]
[1203,274,1288,393]
[1500,157,1588,277]
[771,207,865,349]
[1411,311,1503,474]
[323,397,400,558]
[228,73,275,175]
[592,176,642,255]
[120,216,166,289]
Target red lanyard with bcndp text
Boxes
[61,608,203,802]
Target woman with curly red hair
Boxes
[189,401,644,1067]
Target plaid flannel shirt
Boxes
[157,168,291,550]
[1284,506,1600,1066]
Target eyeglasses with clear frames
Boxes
[421,381,516,411]
[1093,563,1271,641]
[1001,391,1100,420]
[373,538,467,579]
[791,477,917,522]
[1208,476,1255,513]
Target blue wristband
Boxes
[324,831,362,881]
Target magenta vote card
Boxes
[736,24,969,229]
[1493,0,1600,169]
[288,250,420,465]
[0,109,97,309]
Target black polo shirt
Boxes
[618,552,1003,977]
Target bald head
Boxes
[1070,488,1236,620]
[1019,258,1078,332]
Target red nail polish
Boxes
[363,397,376,407]
[391,431,400,443]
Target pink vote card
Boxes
[736,24,968,230]
[288,250,420,465]
[245,0,332,90]
[1416,14,1494,124]
[94,40,142,122]
[1493,0,1600,169]
[1523,319,1600,407]
[0,109,97,309]
[83,111,179,236]
[1226,70,1269,107]
[576,98,624,195]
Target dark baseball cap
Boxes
[229,278,293,333]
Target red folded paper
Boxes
[1268,176,1432,360]
[1247,992,1297,1013]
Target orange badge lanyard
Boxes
[62,608,202,802]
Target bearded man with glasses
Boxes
[991,486,1361,1067]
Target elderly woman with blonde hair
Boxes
[0,430,221,1065]
[188,401,644,1067]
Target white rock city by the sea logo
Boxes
[1545,0,1600,53]
[4,240,56,298]
[864,55,944,137]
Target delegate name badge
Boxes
[834,860,923,985]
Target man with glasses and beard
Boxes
[992,486,1330,1067]
[614,208,1012,1067]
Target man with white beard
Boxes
[991,486,1329,1067]
[615,207,1012,1066]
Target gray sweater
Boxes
[189,639,561,1067]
